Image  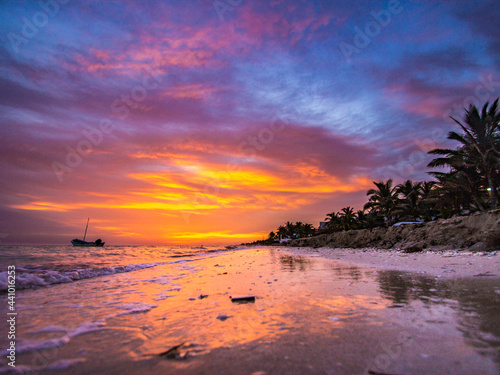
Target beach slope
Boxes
[285,210,500,251]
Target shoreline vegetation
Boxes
[244,100,500,251]
[284,209,500,252]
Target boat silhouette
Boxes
[71,218,105,247]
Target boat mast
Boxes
[83,218,90,241]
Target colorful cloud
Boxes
[0,1,499,244]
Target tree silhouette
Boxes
[428,99,500,208]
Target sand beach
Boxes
[288,247,500,279]
[2,246,499,375]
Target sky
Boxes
[1,0,500,245]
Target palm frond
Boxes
[427,148,457,155]
[427,157,453,168]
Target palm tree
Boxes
[302,223,315,237]
[294,222,316,237]
[325,211,341,232]
[428,99,500,208]
[354,210,367,229]
[419,181,438,220]
[294,221,304,237]
[275,222,315,239]
[277,225,287,239]
[429,145,488,212]
[420,181,437,199]
[364,179,399,225]
[396,180,422,221]
[338,206,357,231]
[430,168,486,213]
[285,221,295,238]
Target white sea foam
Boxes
[153,290,177,301]
[18,308,159,359]
[167,259,189,264]
[0,245,221,293]
[0,250,217,293]
[17,321,106,354]
[0,263,162,292]
[144,274,177,285]
[17,336,71,355]
[31,325,69,334]
[116,302,157,315]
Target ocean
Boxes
[0,245,230,292]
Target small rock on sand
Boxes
[231,295,256,303]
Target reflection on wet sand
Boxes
[2,248,499,374]
[277,254,312,272]
[377,269,500,368]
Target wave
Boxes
[0,263,161,292]
[0,247,242,292]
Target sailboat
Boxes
[71,218,105,247]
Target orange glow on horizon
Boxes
[10,153,374,244]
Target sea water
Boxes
[0,245,226,291]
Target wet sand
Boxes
[2,247,499,374]
[288,247,500,278]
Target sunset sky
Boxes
[1,0,499,245]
